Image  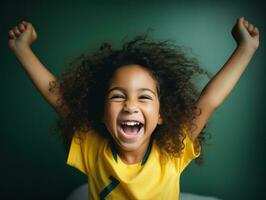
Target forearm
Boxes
[199,45,256,108]
[13,45,63,111]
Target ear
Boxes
[158,113,163,125]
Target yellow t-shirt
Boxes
[67,128,201,200]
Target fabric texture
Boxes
[66,127,201,200]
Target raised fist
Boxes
[8,21,37,51]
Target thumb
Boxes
[23,21,33,34]
[22,21,38,44]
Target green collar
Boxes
[110,141,152,166]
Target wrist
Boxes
[236,43,257,56]
[12,43,31,54]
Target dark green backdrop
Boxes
[1,0,265,199]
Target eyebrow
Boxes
[108,87,157,96]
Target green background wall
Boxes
[1,0,265,199]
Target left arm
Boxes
[188,17,260,142]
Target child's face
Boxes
[103,64,162,152]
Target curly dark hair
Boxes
[48,30,213,165]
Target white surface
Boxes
[66,184,223,200]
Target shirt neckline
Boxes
[109,140,153,166]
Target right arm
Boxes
[8,21,69,118]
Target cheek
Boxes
[104,103,119,122]
[144,102,160,114]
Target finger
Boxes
[244,20,249,28]
[238,16,245,23]
[248,23,254,32]
[8,30,16,39]
[254,27,259,34]
[13,26,21,37]
[19,23,25,32]
[237,16,244,27]
[251,27,260,37]
[26,22,32,30]
[22,21,27,26]
[22,21,29,30]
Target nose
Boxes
[122,101,139,113]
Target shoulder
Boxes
[70,128,108,154]
[72,128,104,143]
[157,126,201,173]
[66,128,108,174]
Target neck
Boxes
[115,140,151,164]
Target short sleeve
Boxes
[179,128,201,172]
[66,129,103,175]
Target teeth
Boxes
[121,121,141,126]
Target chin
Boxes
[117,140,143,152]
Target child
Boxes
[8,17,259,199]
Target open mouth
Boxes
[118,121,144,140]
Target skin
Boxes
[103,65,163,164]
[189,17,260,142]
[8,16,260,161]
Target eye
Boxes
[110,95,125,99]
[139,95,152,100]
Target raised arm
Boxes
[188,17,260,141]
[8,21,69,118]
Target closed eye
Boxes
[139,96,152,100]
[110,95,125,99]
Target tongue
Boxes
[122,125,139,135]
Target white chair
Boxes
[66,183,223,200]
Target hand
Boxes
[8,21,37,51]
[231,17,259,51]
